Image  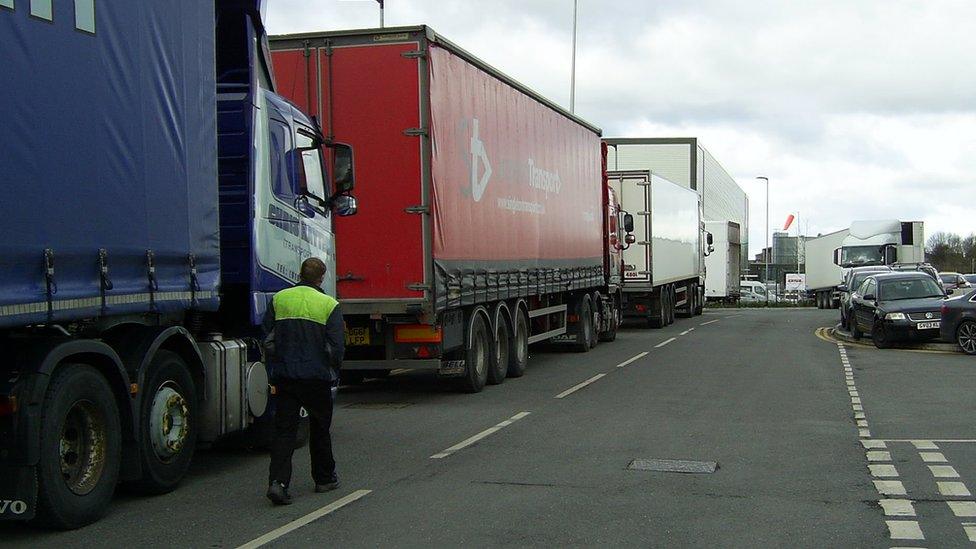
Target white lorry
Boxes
[704,221,742,302]
[608,170,706,327]
[806,220,925,308]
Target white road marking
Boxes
[852,397,862,404]
[430,412,531,459]
[963,522,976,542]
[655,337,677,348]
[867,451,891,462]
[870,464,900,477]
[846,381,856,387]
[948,502,976,517]
[679,328,695,335]
[886,520,924,540]
[615,352,649,369]
[911,440,939,450]
[875,480,907,495]
[857,420,869,427]
[880,499,916,517]
[863,440,887,449]
[928,465,960,478]
[860,428,872,438]
[699,319,720,326]
[920,452,947,463]
[853,404,863,411]
[851,391,860,398]
[236,489,372,549]
[855,412,866,420]
[938,482,971,496]
[554,374,607,399]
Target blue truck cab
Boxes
[0,0,355,529]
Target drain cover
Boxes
[343,402,413,409]
[627,458,718,474]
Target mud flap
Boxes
[0,464,37,520]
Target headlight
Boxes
[885,312,906,321]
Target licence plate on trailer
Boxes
[345,327,370,346]
[917,321,940,330]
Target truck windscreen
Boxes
[841,246,883,266]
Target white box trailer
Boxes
[609,170,705,328]
[805,229,849,308]
[704,220,742,301]
[604,138,749,273]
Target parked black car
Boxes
[850,272,946,348]
[839,266,892,329]
[941,289,976,355]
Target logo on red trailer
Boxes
[469,118,492,202]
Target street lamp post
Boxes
[570,0,578,113]
[757,176,769,306]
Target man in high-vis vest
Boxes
[263,257,344,506]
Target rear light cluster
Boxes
[394,324,442,344]
[0,395,17,417]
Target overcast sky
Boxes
[267,0,976,257]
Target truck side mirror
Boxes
[625,234,636,245]
[832,248,842,266]
[837,284,848,293]
[623,212,635,233]
[328,143,355,194]
[332,194,358,217]
[884,245,897,265]
[706,232,714,245]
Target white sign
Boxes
[785,273,806,292]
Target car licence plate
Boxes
[917,321,940,330]
[345,327,370,346]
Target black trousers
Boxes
[268,378,336,487]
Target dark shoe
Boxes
[314,475,340,493]
[267,481,293,505]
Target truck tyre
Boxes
[460,310,490,393]
[694,284,705,316]
[131,351,197,495]
[648,294,666,329]
[573,296,594,353]
[589,293,601,349]
[666,286,676,325]
[956,320,976,355]
[507,308,529,378]
[33,364,122,530]
[598,297,620,342]
[678,284,694,318]
[487,308,511,385]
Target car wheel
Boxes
[872,321,893,349]
[957,320,976,355]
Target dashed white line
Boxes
[236,489,373,549]
[938,482,971,497]
[857,420,869,427]
[948,502,976,517]
[855,412,866,420]
[867,451,892,462]
[880,499,916,517]
[862,440,887,449]
[853,404,863,411]
[963,522,976,541]
[869,464,900,478]
[859,428,872,438]
[851,397,862,404]
[554,374,607,399]
[920,452,947,463]
[655,337,677,348]
[679,329,693,335]
[615,352,649,369]
[699,319,720,326]
[928,465,960,478]
[886,520,924,540]
[875,480,907,495]
[430,412,531,458]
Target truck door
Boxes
[608,170,652,287]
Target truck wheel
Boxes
[957,320,976,355]
[598,298,620,342]
[131,351,197,494]
[460,311,490,393]
[507,308,529,378]
[589,293,601,349]
[694,285,705,315]
[487,309,511,385]
[648,294,666,329]
[573,296,594,353]
[34,364,122,530]
[666,287,676,325]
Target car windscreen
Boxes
[880,278,944,300]
[939,274,956,284]
[966,275,976,284]
[851,272,887,291]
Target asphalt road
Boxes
[4,308,975,547]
